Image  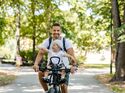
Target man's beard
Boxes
[53,34,60,39]
[55,36,59,39]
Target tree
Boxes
[0,0,113,63]
[31,0,36,62]
[0,1,7,45]
[110,0,125,81]
[69,0,111,53]
[15,1,21,54]
[0,17,6,45]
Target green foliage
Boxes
[118,35,125,43]
[76,55,86,65]
[112,86,123,93]
[0,48,11,59]
[0,18,6,30]
[19,49,34,62]
[0,39,16,59]
[69,0,111,52]
[84,64,110,69]
[0,0,113,59]
[114,24,125,43]
[0,17,6,45]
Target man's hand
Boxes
[33,65,39,72]
[47,65,51,69]
[70,65,77,74]
[33,49,45,72]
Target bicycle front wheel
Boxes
[48,88,55,93]
[48,87,61,93]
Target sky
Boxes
[58,2,72,11]
[35,2,72,15]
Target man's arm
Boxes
[66,48,77,74]
[33,49,46,72]
[66,48,77,66]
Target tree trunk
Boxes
[16,3,21,55]
[118,43,125,80]
[31,0,36,62]
[110,0,122,81]
[121,3,125,80]
[45,1,52,36]
[110,9,113,74]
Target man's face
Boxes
[51,26,61,39]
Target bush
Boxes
[19,50,38,65]
[20,50,33,61]
[76,55,86,65]
[0,47,12,59]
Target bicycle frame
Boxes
[40,56,71,93]
[47,65,62,93]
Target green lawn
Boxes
[80,64,112,69]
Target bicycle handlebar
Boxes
[47,68,71,73]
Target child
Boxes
[39,39,76,82]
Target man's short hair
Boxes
[52,23,60,27]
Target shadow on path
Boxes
[0,64,114,93]
[68,69,114,93]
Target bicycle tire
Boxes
[48,88,55,93]
[48,87,61,93]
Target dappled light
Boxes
[68,69,113,93]
[0,64,43,93]
[0,64,113,93]
[0,88,14,92]
[1,0,124,92]
[0,85,43,93]
[23,89,44,92]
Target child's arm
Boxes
[64,53,76,63]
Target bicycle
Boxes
[39,57,70,93]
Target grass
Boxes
[0,72,16,86]
[96,74,125,93]
[79,63,111,69]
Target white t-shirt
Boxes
[47,50,66,65]
[38,37,72,68]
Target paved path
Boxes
[0,64,114,93]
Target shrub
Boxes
[19,50,38,65]
[76,55,86,65]
[20,50,33,61]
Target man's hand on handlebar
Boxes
[47,65,51,69]
[70,65,77,74]
[33,64,39,72]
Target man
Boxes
[33,23,77,93]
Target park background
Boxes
[0,0,125,93]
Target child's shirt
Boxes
[37,37,72,68]
[47,50,66,66]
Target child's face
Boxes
[52,43,60,51]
